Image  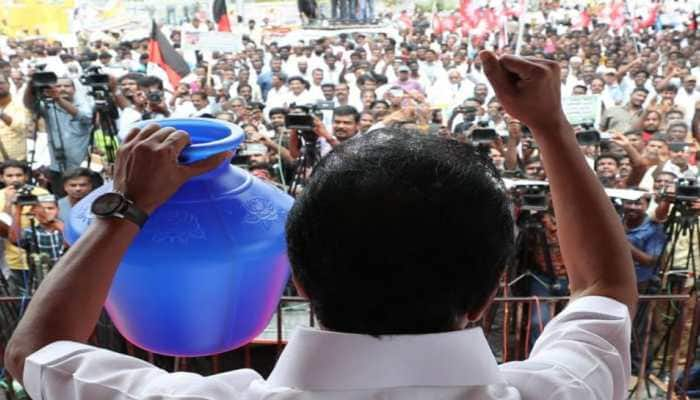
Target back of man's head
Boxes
[286,129,514,336]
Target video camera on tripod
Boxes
[80,66,112,107]
[285,101,335,142]
[30,66,58,103]
[665,178,700,205]
[505,179,550,212]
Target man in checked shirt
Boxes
[9,194,65,291]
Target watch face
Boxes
[91,193,125,216]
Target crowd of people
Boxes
[0,0,699,396]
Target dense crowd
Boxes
[0,0,699,395]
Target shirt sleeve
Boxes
[24,341,263,400]
[500,296,631,400]
[71,101,94,128]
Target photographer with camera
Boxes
[288,105,359,159]
[23,75,93,185]
[8,193,64,291]
[0,160,48,296]
[137,76,171,120]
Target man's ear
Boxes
[466,285,499,323]
[292,274,309,299]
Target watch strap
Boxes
[120,198,149,229]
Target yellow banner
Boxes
[0,0,75,36]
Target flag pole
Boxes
[515,0,528,56]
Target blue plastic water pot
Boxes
[67,118,294,356]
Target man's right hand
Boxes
[480,51,637,315]
[480,52,566,132]
[4,185,17,208]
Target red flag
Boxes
[638,4,659,30]
[575,8,592,30]
[148,20,190,87]
[442,14,457,33]
[484,8,499,31]
[460,0,477,29]
[609,1,625,31]
[432,14,443,35]
[212,0,231,32]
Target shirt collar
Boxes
[267,326,504,391]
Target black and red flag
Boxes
[148,20,190,87]
[212,0,232,32]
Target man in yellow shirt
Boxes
[0,160,48,295]
[0,73,29,162]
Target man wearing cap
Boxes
[392,65,423,93]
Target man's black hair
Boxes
[287,76,306,85]
[61,167,102,189]
[118,72,145,84]
[269,107,288,117]
[595,153,620,168]
[369,100,389,110]
[464,97,484,105]
[286,129,514,335]
[137,75,164,90]
[0,160,29,176]
[333,105,360,123]
[660,83,678,93]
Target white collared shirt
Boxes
[24,296,630,400]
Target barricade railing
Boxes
[0,294,697,399]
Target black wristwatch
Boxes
[91,192,149,229]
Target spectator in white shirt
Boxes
[286,76,316,108]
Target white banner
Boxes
[181,30,243,53]
[562,94,601,126]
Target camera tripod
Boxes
[630,199,700,398]
[87,90,120,168]
[0,266,19,345]
[28,96,68,174]
[483,208,565,362]
[287,132,321,196]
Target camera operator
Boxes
[288,105,359,159]
[9,194,64,290]
[115,73,145,111]
[137,76,171,120]
[117,76,171,132]
[23,76,92,190]
[622,192,666,294]
[268,107,288,138]
[0,160,49,296]
[0,73,28,162]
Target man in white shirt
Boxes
[675,75,700,125]
[264,73,290,115]
[285,76,315,107]
[5,53,637,400]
